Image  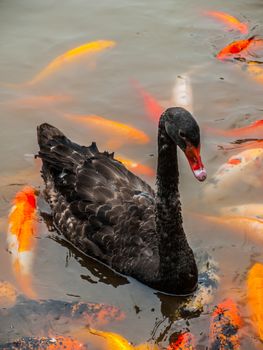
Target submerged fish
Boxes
[247,263,263,341]
[116,155,155,177]
[204,11,248,34]
[205,119,263,139]
[218,139,263,152]
[167,332,195,350]
[172,74,193,113]
[203,148,263,202]
[25,40,116,86]
[65,113,150,149]
[246,61,263,84]
[132,80,164,122]
[89,328,158,350]
[198,213,263,243]
[209,299,242,350]
[3,94,72,109]
[7,186,38,299]
[216,37,255,60]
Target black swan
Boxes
[37,107,206,295]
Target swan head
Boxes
[164,107,207,182]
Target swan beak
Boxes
[185,144,207,182]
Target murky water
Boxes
[0,0,263,349]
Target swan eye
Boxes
[179,130,186,139]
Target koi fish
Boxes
[4,94,72,108]
[0,336,86,350]
[198,213,263,244]
[25,40,116,86]
[7,186,38,299]
[88,328,159,350]
[216,37,255,60]
[204,11,248,34]
[132,80,164,122]
[247,263,263,341]
[0,280,17,308]
[116,155,155,177]
[203,148,263,202]
[167,332,195,350]
[65,113,150,149]
[218,139,263,152]
[246,61,263,84]
[209,299,242,350]
[205,119,263,139]
[172,74,193,113]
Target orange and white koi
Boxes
[172,74,193,113]
[65,113,150,149]
[247,263,263,341]
[132,80,164,122]
[25,40,116,86]
[218,139,263,152]
[199,213,263,243]
[116,155,155,177]
[209,299,242,350]
[205,119,263,139]
[167,332,195,350]
[7,186,38,298]
[216,37,255,60]
[204,11,248,34]
[203,148,263,201]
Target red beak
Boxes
[184,143,207,181]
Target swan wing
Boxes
[37,123,157,274]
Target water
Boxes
[0,0,263,348]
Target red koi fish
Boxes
[132,80,164,122]
[217,36,255,60]
[204,11,248,34]
[205,119,263,139]
[167,332,195,350]
[209,299,242,350]
[7,186,38,299]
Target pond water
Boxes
[0,0,263,349]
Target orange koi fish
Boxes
[88,328,159,350]
[205,119,263,139]
[167,332,195,350]
[132,80,164,122]
[1,336,86,350]
[7,186,38,299]
[204,11,248,34]
[25,40,116,86]
[209,299,242,350]
[247,263,263,341]
[65,114,150,149]
[217,37,255,60]
[116,155,155,177]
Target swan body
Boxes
[37,107,206,295]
